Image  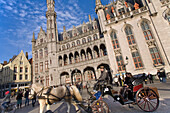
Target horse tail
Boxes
[71,85,82,102]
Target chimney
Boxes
[4,61,7,65]
[89,15,92,23]
[26,52,28,59]
[9,59,12,62]
[63,26,66,31]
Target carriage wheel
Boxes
[91,100,109,113]
[136,87,159,112]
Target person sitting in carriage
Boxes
[120,72,134,102]
[93,66,112,91]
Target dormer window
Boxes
[84,29,87,33]
[74,33,77,36]
[40,39,43,43]
[93,21,98,29]
[72,29,78,37]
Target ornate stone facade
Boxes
[32,0,170,86]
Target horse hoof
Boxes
[45,110,53,113]
[76,109,82,113]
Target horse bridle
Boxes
[30,85,72,105]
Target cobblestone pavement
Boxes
[3,79,170,113]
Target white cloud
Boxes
[4,5,13,10]
[19,10,27,17]
[0,0,6,4]
[13,9,18,14]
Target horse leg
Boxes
[39,99,46,113]
[72,101,81,113]
[66,102,71,113]
[46,104,50,111]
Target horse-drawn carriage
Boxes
[31,75,159,113]
[80,76,159,113]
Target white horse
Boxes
[30,83,82,113]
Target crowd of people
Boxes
[1,88,37,112]
[114,69,167,87]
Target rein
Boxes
[31,85,72,105]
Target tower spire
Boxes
[46,0,58,42]
[32,32,35,42]
[95,0,103,13]
[96,0,102,6]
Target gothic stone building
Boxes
[32,0,170,86]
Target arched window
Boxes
[149,47,162,65]
[72,42,75,47]
[87,37,92,42]
[58,56,62,67]
[93,34,98,40]
[62,45,66,50]
[35,51,38,59]
[66,43,70,49]
[82,38,86,44]
[77,40,80,45]
[132,51,143,69]
[44,47,48,57]
[39,49,43,59]
[110,31,119,49]
[141,21,153,40]
[116,55,125,71]
[125,26,136,45]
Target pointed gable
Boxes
[36,27,47,46]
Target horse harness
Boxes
[35,86,72,105]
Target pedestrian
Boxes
[16,89,23,109]
[161,69,166,83]
[24,89,29,106]
[1,91,11,113]
[114,76,119,87]
[157,70,162,82]
[148,72,154,84]
[11,91,15,98]
[142,73,148,84]
[118,76,122,86]
[31,92,37,107]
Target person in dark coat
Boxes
[32,92,37,107]
[1,91,11,113]
[24,89,29,106]
[161,69,166,83]
[16,90,23,109]
[120,72,134,101]
[157,70,162,82]
[148,72,154,84]
[142,73,148,84]
[94,66,109,90]
[118,76,122,86]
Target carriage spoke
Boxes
[149,99,157,105]
[139,99,145,106]
[147,101,151,111]
[148,100,156,110]
[143,100,147,110]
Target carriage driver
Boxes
[93,66,111,91]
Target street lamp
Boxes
[124,56,129,73]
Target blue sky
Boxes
[0,0,111,63]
